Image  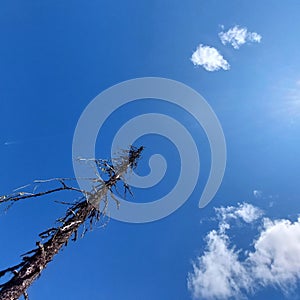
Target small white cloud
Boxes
[253,190,263,199]
[191,44,230,72]
[219,25,262,49]
[188,203,300,299]
[216,202,263,224]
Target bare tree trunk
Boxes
[0,201,94,300]
[0,146,144,300]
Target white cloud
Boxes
[191,44,230,72]
[253,190,263,199]
[188,203,300,299]
[219,26,262,49]
[188,230,251,300]
[216,202,263,225]
[249,217,300,293]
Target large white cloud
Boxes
[191,44,230,72]
[249,217,300,293]
[219,26,262,49]
[188,203,300,299]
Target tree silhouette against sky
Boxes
[0,146,144,300]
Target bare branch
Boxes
[0,145,144,300]
[0,179,88,204]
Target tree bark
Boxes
[0,201,94,300]
[0,146,144,299]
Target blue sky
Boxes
[1,1,300,299]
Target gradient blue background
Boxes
[1,1,300,299]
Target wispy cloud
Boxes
[191,44,230,72]
[188,203,300,299]
[3,140,21,146]
[216,202,263,224]
[188,229,250,300]
[219,25,262,49]
[253,190,263,199]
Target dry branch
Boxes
[0,146,144,300]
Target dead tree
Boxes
[0,146,144,300]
